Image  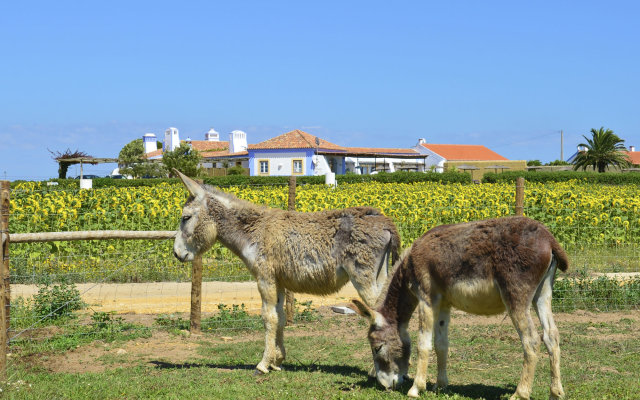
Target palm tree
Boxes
[572,127,631,173]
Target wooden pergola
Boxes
[56,157,119,179]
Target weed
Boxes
[554,276,640,312]
[294,300,319,322]
[90,311,124,332]
[203,304,262,331]
[155,304,263,332]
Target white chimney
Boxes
[205,128,219,141]
[630,145,636,152]
[229,130,247,153]
[164,127,180,152]
[143,133,157,154]
[418,138,426,145]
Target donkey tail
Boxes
[551,240,569,272]
[387,224,401,265]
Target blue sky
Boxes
[1,1,639,180]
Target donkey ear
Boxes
[350,299,384,327]
[174,168,206,200]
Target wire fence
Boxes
[2,178,639,378]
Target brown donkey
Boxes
[171,170,400,374]
[353,216,568,399]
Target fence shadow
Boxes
[431,383,515,400]
[148,360,367,377]
[149,360,512,397]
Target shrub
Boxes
[32,282,85,320]
[482,170,640,184]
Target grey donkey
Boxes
[172,170,400,374]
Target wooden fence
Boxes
[0,177,529,379]
[0,177,314,379]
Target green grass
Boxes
[2,310,639,399]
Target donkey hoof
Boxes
[269,364,282,371]
[407,385,421,398]
[255,363,270,375]
[433,380,448,392]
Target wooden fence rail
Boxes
[7,230,177,244]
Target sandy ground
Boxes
[11,272,638,315]
[11,281,360,314]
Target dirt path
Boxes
[12,272,638,315]
[11,281,360,314]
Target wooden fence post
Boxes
[189,178,204,334]
[515,177,525,216]
[285,177,296,325]
[190,255,203,333]
[1,181,10,380]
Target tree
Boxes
[48,148,93,179]
[118,139,167,178]
[527,160,542,166]
[572,127,631,173]
[162,143,202,177]
[546,160,570,166]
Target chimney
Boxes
[418,138,426,145]
[205,128,219,141]
[229,130,247,153]
[164,127,180,152]
[630,145,636,152]
[143,133,157,154]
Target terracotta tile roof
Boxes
[143,149,163,159]
[624,151,640,165]
[249,130,346,151]
[202,150,249,158]
[143,140,230,159]
[346,147,420,155]
[421,143,508,161]
[188,140,229,152]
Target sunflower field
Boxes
[7,179,640,283]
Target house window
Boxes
[258,160,269,175]
[329,157,337,172]
[292,159,303,175]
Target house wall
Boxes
[444,160,527,181]
[345,157,426,174]
[413,145,446,172]
[249,149,312,176]
[201,159,248,169]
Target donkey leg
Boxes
[375,250,389,294]
[273,286,287,370]
[256,279,281,374]
[433,305,451,391]
[349,270,379,307]
[534,265,564,399]
[408,299,433,398]
[509,308,540,400]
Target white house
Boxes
[140,127,427,176]
[240,130,426,176]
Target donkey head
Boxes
[352,299,411,390]
[173,169,218,262]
